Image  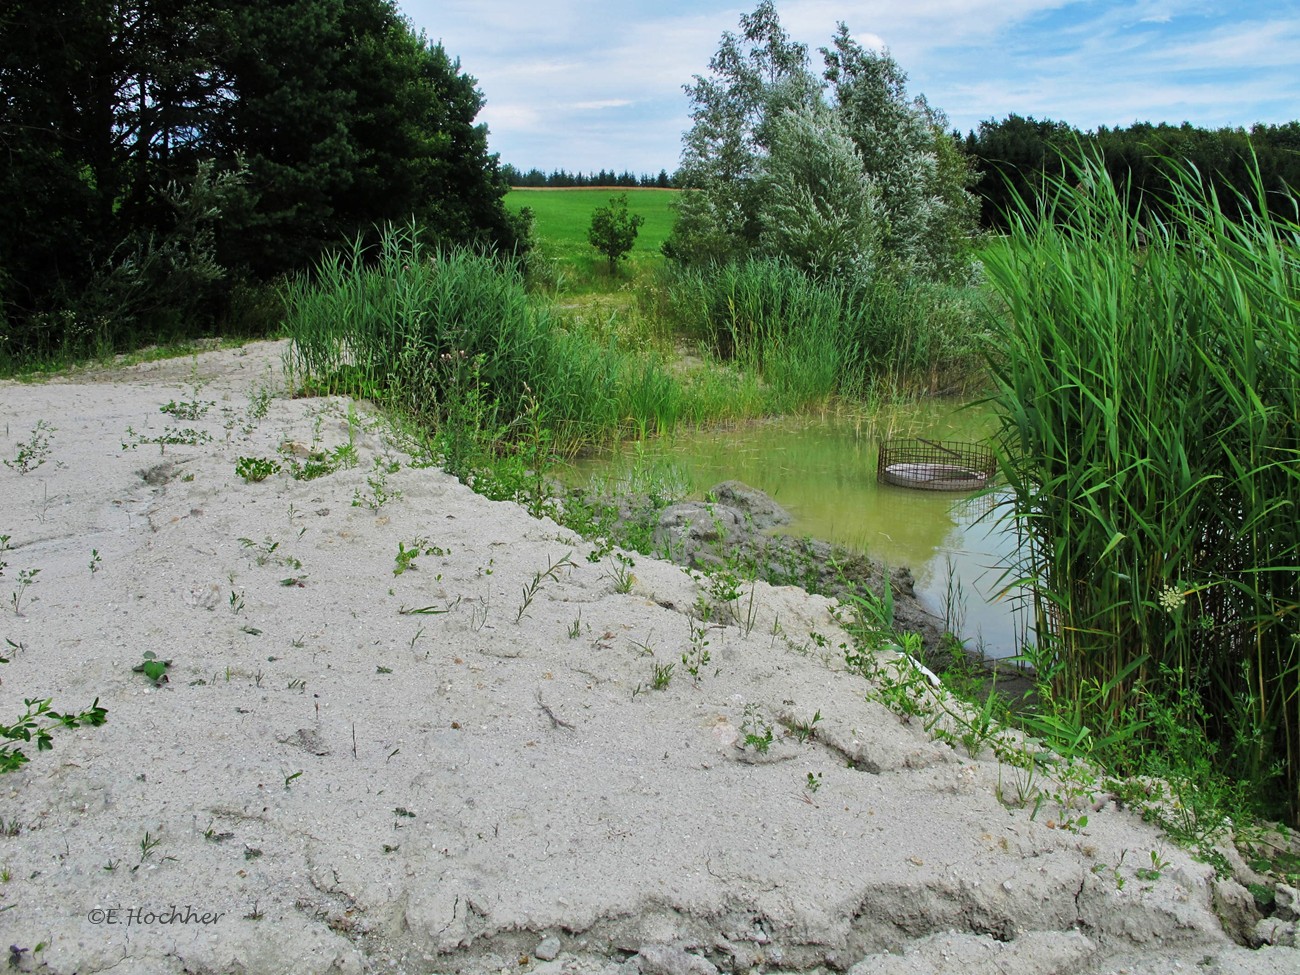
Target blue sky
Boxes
[401,1,1300,175]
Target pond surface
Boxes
[561,399,1030,659]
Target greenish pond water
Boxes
[562,399,1029,658]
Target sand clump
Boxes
[0,341,1295,975]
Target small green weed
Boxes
[236,456,281,482]
[650,661,674,691]
[681,614,712,683]
[121,425,213,452]
[238,536,300,569]
[607,552,636,594]
[0,696,107,773]
[10,567,39,615]
[1135,847,1171,882]
[789,710,822,744]
[740,703,775,753]
[4,420,55,473]
[393,537,449,576]
[352,459,402,509]
[133,651,172,685]
[160,398,212,420]
[515,552,576,623]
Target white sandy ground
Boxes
[0,341,1296,975]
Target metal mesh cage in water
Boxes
[877,439,996,492]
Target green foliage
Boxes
[4,421,55,474]
[756,106,883,280]
[587,195,646,274]
[133,651,172,686]
[1,694,107,774]
[822,26,979,282]
[985,148,1300,825]
[505,189,679,268]
[665,2,978,284]
[235,457,281,483]
[665,258,985,401]
[0,0,522,367]
[965,115,1300,232]
[284,224,692,455]
[740,703,775,753]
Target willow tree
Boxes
[664,1,978,284]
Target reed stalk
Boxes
[985,149,1300,823]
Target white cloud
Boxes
[395,0,1300,171]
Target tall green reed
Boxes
[282,223,691,458]
[665,258,984,404]
[985,150,1300,824]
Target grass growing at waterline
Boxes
[281,223,795,468]
[666,258,988,402]
[985,150,1300,826]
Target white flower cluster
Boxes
[1157,585,1186,614]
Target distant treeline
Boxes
[505,118,1299,228]
[502,165,677,189]
[962,116,1300,229]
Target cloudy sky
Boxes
[401,0,1300,176]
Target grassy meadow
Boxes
[505,187,679,281]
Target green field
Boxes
[506,188,679,274]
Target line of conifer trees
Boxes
[962,116,1300,229]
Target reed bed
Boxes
[666,258,985,403]
[281,224,694,454]
[985,152,1300,824]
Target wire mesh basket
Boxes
[877,438,996,492]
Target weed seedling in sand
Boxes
[137,831,162,866]
[789,710,822,744]
[1092,851,1127,891]
[283,770,303,790]
[161,398,213,421]
[89,549,102,575]
[740,703,775,753]
[567,611,583,639]
[352,459,402,509]
[133,651,171,685]
[1,695,107,772]
[9,567,39,615]
[1136,847,1172,882]
[236,456,281,483]
[607,553,636,594]
[203,821,235,843]
[805,771,823,794]
[238,536,300,570]
[393,537,450,576]
[650,661,674,690]
[515,551,576,623]
[229,589,245,614]
[682,615,711,683]
[122,426,213,453]
[4,421,55,474]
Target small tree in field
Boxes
[587,194,645,274]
